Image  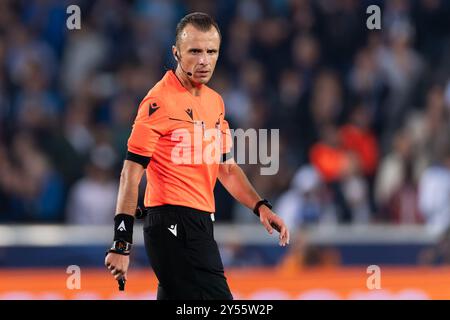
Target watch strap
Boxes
[253,199,273,217]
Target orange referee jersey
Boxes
[127,70,232,213]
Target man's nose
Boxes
[198,53,210,65]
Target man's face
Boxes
[173,24,220,85]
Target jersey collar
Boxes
[166,70,203,97]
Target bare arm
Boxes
[106,159,145,281]
[218,158,261,210]
[115,160,145,216]
[218,158,290,246]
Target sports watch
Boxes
[108,240,132,256]
[253,199,273,217]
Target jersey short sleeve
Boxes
[127,96,169,158]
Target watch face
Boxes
[116,241,127,250]
[114,240,129,252]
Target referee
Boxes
[105,12,289,300]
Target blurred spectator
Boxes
[418,142,450,233]
[310,124,351,184]
[225,17,252,69]
[406,84,449,170]
[253,17,291,74]
[275,165,337,230]
[66,144,118,225]
[341,173,371,224]
[300,69,344,156]
[0,132,64,222]
[63,98,95,156]
[375,128,424,223]
[385,160,423,224]
[310,123,371,223]
[14,61,61,130]
[348,44,389,136]
[291,33,320,94]
[225,61,270,129]
[60,23,108,96]
[289,0,317,35]
[375,83,449,224]
[316,0,365,69]
[376,18,424,148]
[5,23,57,87]
[376,129,413,206]
[110,94,136,157]
[339,103,379,177]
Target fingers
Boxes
[114,272,125,280]
[111,268,126,280]
[111,268,122,275]
[269,216,289,247]
[285,228,290,246]
[278,225,290,247]
[278,225,286,246]
[105,258,114,271]
[105,256,128,280]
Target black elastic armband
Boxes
[126,151,151,168]
[221,152,233,163]
[114,214,135,243]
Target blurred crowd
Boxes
[0,0,449,230]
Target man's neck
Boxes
[175,67,202,96]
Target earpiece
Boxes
[174,50,192,77]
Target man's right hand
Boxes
[105,252,130,281]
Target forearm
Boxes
[218,163,261,210]
[218,162,290,246]
[115,160,145,216]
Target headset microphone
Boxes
[175,52,193,77]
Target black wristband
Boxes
[253,199,273,217]
[114,214,135,243]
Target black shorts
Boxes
[143,204,233,300]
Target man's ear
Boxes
[172,45,178,61]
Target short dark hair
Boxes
[175,12,221,46]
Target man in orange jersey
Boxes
[105,12,289,300]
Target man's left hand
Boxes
[259,206,290,246]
